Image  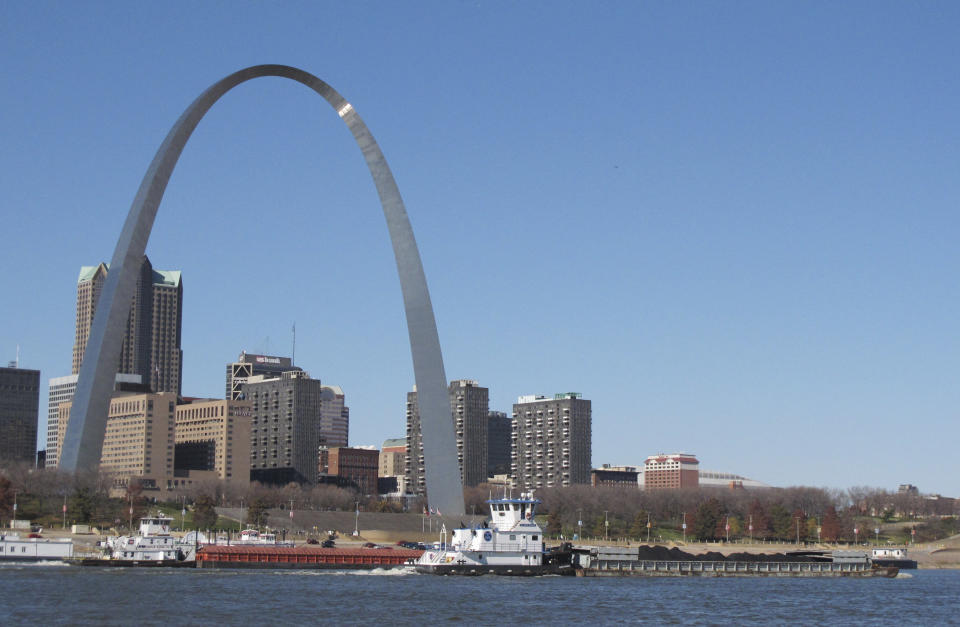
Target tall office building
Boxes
[73,257,183,395]
[174,398,252,487]
[244,370,323,485]
[58,392,177,492]
[0,367,40,464]
[225,352,301,400]
[511,393,592,489]
[45,372,142,467]
[319,385,349,448]
[487,410,513,478]
[405,379,489,495]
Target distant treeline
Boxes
[1,460,956,542]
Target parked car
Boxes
[321,539,335,548]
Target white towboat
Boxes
[414,492,571,576]
[0,532,73,562]
[95,514,196,565]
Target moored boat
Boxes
[0,532,73,562]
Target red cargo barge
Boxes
[196,545,424,570]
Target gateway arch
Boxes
[59,65,465,516]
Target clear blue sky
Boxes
[1,1,957,495]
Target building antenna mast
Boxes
[291,322,296,366]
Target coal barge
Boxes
[572,545,899,578]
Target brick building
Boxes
[643,453,699,490]
[327,447,379,495]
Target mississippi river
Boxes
[1,564,957,625]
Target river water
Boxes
[1,564,956,625]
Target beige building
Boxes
[57,392,177,492]
[174,398,251,488]
[379,438,406,477]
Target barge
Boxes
[573,546,899,578]
[196,545,423,570]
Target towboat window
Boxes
[532,535,538,541]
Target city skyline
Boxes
[1,3,958,494]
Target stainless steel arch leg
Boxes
[59,65,464,516]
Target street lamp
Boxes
[682,512,687,544]
[353,501,360,537]
[578,508,583,540]
[795,516,800,546]
[646,513,651,544]
[604,510,609,541]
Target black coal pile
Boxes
[632,546,816,563]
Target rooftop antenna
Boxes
[15,344,19,368]
[291,322,296,366]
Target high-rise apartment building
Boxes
[405,379,489,495]
[45,373,142,467]
[225,352,301,400]
[0,367,40,464]
[319,385,349,448]
[511,393,592,489]
[174,398,252,487]
[57,392,177,492]
[73,257,183,395]
[643,453,699,490]
[244,370,323,485]
[487,410,512,478]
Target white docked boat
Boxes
[0,532,73,562]
[414,492,571,576]
[226,529,293,546]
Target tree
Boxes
[69,486,97,524]
[693,498,721,541]
[192,495,218,530]
[0,475,13,519]
[727,515,742,539]
[748,500,771,539]
[629,511,649,539]
[769,504,792,540]
[545,511,562,537]
[821,507,841,542]
[246,498,268,527]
